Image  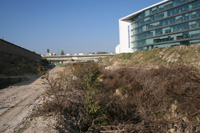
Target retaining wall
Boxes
[0,39,41,62]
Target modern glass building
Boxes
[115,0,200,53]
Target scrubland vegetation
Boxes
[41,56,200,132]
[1,44,199,132]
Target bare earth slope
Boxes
[99,44,200,69]
[0,66,62,133]
[0,75,46,133]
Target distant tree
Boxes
[61,50,65,55]
[88,52,95,55]
[47,49,50,53]
[96,52,108,54]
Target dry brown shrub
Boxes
[99,68,143,124]
[41,64,200,132]
[132,66,200,122]
[95,65,200,132]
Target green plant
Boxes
[84,90,111,125]
[72,62,101,90]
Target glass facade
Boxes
[129,0,200,51]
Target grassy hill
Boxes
[99,44,200,69]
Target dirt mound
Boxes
[99,43,200,70]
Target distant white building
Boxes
[46,53,56,56]
[78,53,84,55]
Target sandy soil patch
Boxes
[0,66,63,133]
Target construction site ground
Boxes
[0,66,63,133]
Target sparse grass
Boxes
[100,44,200,70]
[118,53,133,60]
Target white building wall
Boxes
[116,0,170,54]
[115,44,120,54]
[116,20,132,53]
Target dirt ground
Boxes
[0,66,64,133]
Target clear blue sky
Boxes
[0,0,161,55]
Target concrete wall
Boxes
[117,20,132,53]
[0,39,41,63]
